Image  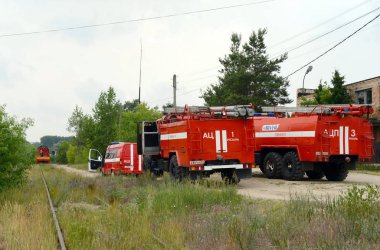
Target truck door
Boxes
[88,149,103,172]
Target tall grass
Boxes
[2,165,379,249]
[0,167,57,249]
[39,166,380,249]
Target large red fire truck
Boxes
[36,145,50,163]
[253,105,374,181]
[138,105,256,183]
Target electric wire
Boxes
[0,0,275,38]
[285,12,380,78]
[268,0,372,48]
[271,5,380,59]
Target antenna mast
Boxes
[138,39,142,104]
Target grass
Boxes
[66,163,88,171]
[0,166,57,249]
[354,164,380,175]
[1,165,379,249]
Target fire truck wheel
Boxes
[262,152,283,179]
[323,163,348,181]
[169,155,185,181]
[282,152,304,181]
[305,170,324,180]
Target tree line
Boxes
[57,87,162,164]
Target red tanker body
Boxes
[139,105,255,182]
[254,105,374,181]
[88,142,143,175]
[36,145,50,163]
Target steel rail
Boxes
[40,167,67,250]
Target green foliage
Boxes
[202,29,291,107]
[66,144,77,164]
[67,86,162,161]
[56,140,70,164]
[329,70,351,104]
[40,135,73,148]
[117,104,162,142]
[301,70,351,105]
[314,81,332,104]
[0,105,34,191]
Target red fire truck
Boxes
[138,105,256,183]
[88,142,143,175]
[36,145,50,163]
[254,105,374,181]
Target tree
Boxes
[314,81,332,104]
[56,140,70,164]
[329,70,351,104]
[117,103,162,142]
[0,105,34,191]
[92,87,122,152]
[202,29,291,108]
[300,70,351,106]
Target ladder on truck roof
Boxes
[164,105,255,118]
[261,104,373,116]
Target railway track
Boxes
[39,167,67,250]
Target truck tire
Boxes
[305,170,324,180]
[169,155,185,181]
[323,163,348,181]
[262,152,283,179]
[281,152,304,181]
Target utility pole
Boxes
[173,74,177,109]
[138,39,142,104]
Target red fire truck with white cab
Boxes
[138,105,256,183]
[254,105,374,181]
[88,142,143,175]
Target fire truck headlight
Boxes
[345,157,351,163]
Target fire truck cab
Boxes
[138,105,256,183]
[88,142,143,175]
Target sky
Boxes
[0,0,379,142]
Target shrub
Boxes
[0,105,34,191]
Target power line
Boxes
[271,5,380,59]
[0,0,276,38]
[285,12,380,78]
[268,0,372,49]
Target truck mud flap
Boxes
[235,168,252,179]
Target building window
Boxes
[356,88,372,104]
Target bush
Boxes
[66,144,77,164]
[56,140,69,164]
[0,105,34,191]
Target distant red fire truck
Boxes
[88,142,143,175]
[138,105,256,183]
[253,105,374,181]
[36,145,50,163]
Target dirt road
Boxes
[238,169,380,200]
[56,165,379,200]
[54,164,99,178]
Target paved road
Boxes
[238,169,380,200]
[56,165,379,201]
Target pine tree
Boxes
[202,29,291,107]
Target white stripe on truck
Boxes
[345,126,349,154]
[160,132,187,140]
[339,126,344,154]
[215,130,221,152]
[255,131,315,138]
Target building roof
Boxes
[345,76,380,86]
